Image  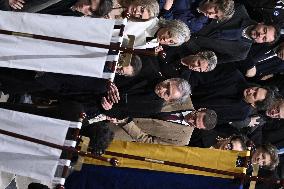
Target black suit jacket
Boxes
[36,72,108,96]
[36,72,165,119]
[0,67,165,119]
[104,79,165,119]
[0,67,109,96]
[191,64,253,123]
[237,0,284,26]
[258,73,284,97]
[0,0,11,11]
[237,38,284,80]
[38,0,83,17]
[181,4,255,64]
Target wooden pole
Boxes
[0,29,157,57]
[0,126,283,186]
[0,128,118,166]
[104,151,284,186]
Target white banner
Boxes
[0,11,116,78]
[0,108,81,181]
[123,18,159,48]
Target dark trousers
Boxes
[0,101,84,121]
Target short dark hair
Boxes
[258,144,279,170]
[255,86,276,111]
[230,135,248,151]
[202,109,217,130]
[92,0,113,17]
[86,122,114,156]
[28,183,49,189]
[129,55,142,77]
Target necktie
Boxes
[164,114,182,122]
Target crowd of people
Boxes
[0,0,284,188]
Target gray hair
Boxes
[199,0,235,21]
[198,51,218,71]
[258,144,279,170]
[158,19,191,46]
[132,0,160,18]
[168,78,191,103]
[216,0,235,21]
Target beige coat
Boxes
[110,97,194,146]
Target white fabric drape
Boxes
[0,108,81,181]
[0,11,116,78]
[123,18,159,48]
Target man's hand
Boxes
[106,116,128,124]
[107,82,120,103]
[248,116,260,127]
[9,0,25,9]
[155,46,164,54]
[277,43,284,60]
[260,74,274,80]
[245,66,256,77]
[101,97,113,110]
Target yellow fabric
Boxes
[85,140,248,178]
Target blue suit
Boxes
[158,0,208,33]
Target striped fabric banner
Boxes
[0,108,81,183]
[0,11,125,79]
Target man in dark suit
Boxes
[101,77,191,119]
[224,97,284,136]
[237,38,284,81]
[175,4,252,63]
[160,50,218,80]
[190,64,275,124]
[159,0,235,33]
[0,67,191,119]
[129,50,218,93]
[237,0,284,26]
[176,4,280,64]
[0,53,142,96]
